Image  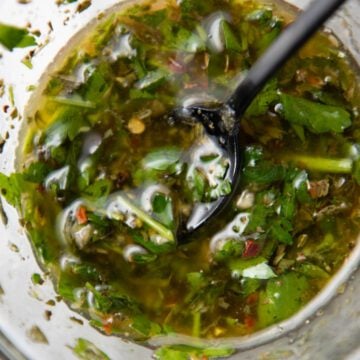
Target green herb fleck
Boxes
[154,345,235,360]
[280,94,352,134]
[0,23,36,50]
[72,338,110,360]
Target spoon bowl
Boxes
[173,105,242,233]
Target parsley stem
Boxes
[287,155,353,174]
[48,96,96,109]
[192,312,201,338]
[110,195,175,243]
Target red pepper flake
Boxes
[244,315,256,329]
[246,292,259,305]
[102,317,113,335]
[243,239,260,258]
[75,205,88,225]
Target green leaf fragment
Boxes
[190,168,206,201]
[21,57,33,69]
[315,232,336,253]
[131,57,147,78]
[152,193,174,228]
[155,347,188,360]
[291,123,305,142]
[292,169,311,204]
[296,263,330,279]
[172,27,206,53]
[240,277,262,297]
[131,251,157,264]
[187,153,231,202]
[178,0,207,16]
[132,232,174,254]
[0,23,36,50]
[142,147,182,171]
[208,179,232,199]
[129,89,155,100]
[58,272,77,302]
[152,193,167,213]
[256,20,282,53]
[45,106,90,147]
[246,203,272,233]
[140,9,167,27]
[243,162,286,184]
[279,191,295,220]
[184,32,206,53]
[280,94,352,134]
[44,165,72,192]
[136,69,167,90]
[220,20,243,52]
[31,273,44,285]
[257,272,310,327]
[242,262,277,279]
[72,263,101,281]
[243,146,264,169]
[311,89,348,108]
[154,345,235,360]
[86,283,139,314]
[246,78,279,116]
[83,179,112,201]
[0,173,27,208]
[45,78,64,96]
[186,272,207,290]
[72,338,110,360]
[353,158,360,185]
[200,154,219,162]
[200,347,235,358]
[230,256,267,278]
[82,67,110,102]
[214,238,245,262]
[243,146,286,184]
[23,162,52,183]
[246,9,273,24]
[131,315,162,337]
[270,218,293,245]
[87,213,112,239]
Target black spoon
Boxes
[175,0,347,234]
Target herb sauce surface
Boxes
[8,0,360,342]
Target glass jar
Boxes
[0,1,359,359]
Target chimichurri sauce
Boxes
[6,0,360,342]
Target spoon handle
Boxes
[227,0,347,120]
